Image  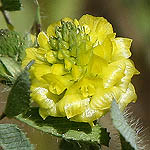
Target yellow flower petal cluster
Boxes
[22,14,139,126]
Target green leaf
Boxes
[120,134,135,150]
[0,29,33,83]
[0,124,33,150]
[1,0,22,11]
[0,56,21,82]
[16,107,110,146]
[99,128,110,147]
[0,29,26,62]
[4,70,31,117]
[59,139,101,150]
[0,63,9,80]
[111,100,139,150]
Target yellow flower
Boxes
[22,14,139,126]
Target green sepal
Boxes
[0,124,34,150]
[1,0,22,11]
[16,107,110,146]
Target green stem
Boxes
[30,0,41,36]
[0,7,14,31]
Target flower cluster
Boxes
[23,14,139,126]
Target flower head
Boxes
[23,14,139,126]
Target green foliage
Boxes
[0,29,26,62]
[1,0,22,11]
[59,139,101,150]
[0,124,33,150]
[2,66,110,147]
[120,134,135,150]
[16,107,110,146]
[111,100,139,150]
[0,29,33,83]
[0,56,21,82]
[4,70,31,117]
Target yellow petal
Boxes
[22,48,46,67]
[42,73,71,95]
[79,14,113,43]
[31,86,55,109]
[57,93,90,118]
[36,47,47,55]
[77,43,92,66]
[39,107,57,119]
[31,64,51,81]
[37,31,50,50]
[87,54,107,76]
[112,37,132,61]
[90,85,122,111]
[71,106,105,126]
[45,50,57,64]
[50,64,66,75]
[93,36,113,62]
[22,48,37,67]
[90,88,113,110]
[102,59,139,90]
[102,60,125,88]
[64,58,72,71]
[31,79,62,103]
[78,77,99,97]
[118,59,140,91]
[71,65,83,81]
[118,83,137,110]
[31,84,58,119]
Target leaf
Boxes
[16,107,110,146]
[0,63,9,80]
[1,0,22,11]
[4,70,31,117]
[0,124,33,150]
[59,139,101,150]
[111,100,139,150]
[0,56,21,82]
[0,29,26,62]
[0,30,33,83]
[99,128,110,147]
[120,134,135,150]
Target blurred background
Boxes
[0,0,150,149]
